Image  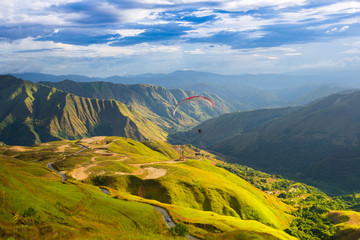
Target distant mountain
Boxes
[14,70,360,89]
[39,80,235,131]
[0,75,167,145]
[14,71,351,110]
[212,90,360,195]
[288,85,349,106]
[169,107,298,148]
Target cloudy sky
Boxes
[1,0,360,76]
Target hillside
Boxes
[0,75,167,146]
[39,80,234,131]
[169,107,298,148]
[0,137,297,239]
[212,90,360,195]
[0,146,174,239]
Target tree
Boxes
[171,223,189,237]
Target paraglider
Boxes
[172,96,214,117]
[198,129,202,134]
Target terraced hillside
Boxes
[0,137,296,240]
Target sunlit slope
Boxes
[114,160,294,229]
[59,137,295,231]
[0,137,296,239]
[0,75,166,145]
[329,210,360,240]
[0,155,173,240]
[40,80,234,130]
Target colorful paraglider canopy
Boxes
[173,96,214,116]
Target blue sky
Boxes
[1,0,360,76]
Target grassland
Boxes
[0,154,175,240]
[0,136,298,239]
[328,211,360,240]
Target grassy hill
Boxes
[0,137,297,239]
[0,151,175,239]
[169,107,298,148]
[40,79,234,131]
[329,210,360,239]
[212,90,360,195]
[0,75,167,146]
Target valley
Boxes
[1,74,360,239]
[3,1,360,239]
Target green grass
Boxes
[0,137,298,240]
[0,155,176,240]
[328,210,360,240]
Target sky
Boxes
[1,0,360,77]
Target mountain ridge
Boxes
[211,90,360,194]
[0,75,167,145]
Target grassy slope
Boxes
[329,211,360,240]
[0,155,174,240]
[0,75,167,146]
[0,137,296,240]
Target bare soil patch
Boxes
[69,163,97,180]
[9,146,31,152]
[143,167,167,179]
[79,136,106,144]
[55,144,70,153]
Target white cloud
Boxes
[0,0,78,25]
[220,0,308,11]
[110,29,146,38]
[286,52,302,56]
[341,48,360,54]
[185,14,273,38]
[281,2,360,24]
[340,26,350,32]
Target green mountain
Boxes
[0,137,296,239]
[40,79,234,131]
[169,107,298,148]
[0,75,167,146]
[212,90,360,195]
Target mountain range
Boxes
[0,75,168,145]
[13,71,350,110]
[181,89,360,195]
[0,75,233,146]
[39,79,234,131]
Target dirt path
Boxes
[68,163,97,181]
[114,159,183,178]
[143,167,167,179]
[69,156,129,180]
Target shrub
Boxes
[170,223,189,237]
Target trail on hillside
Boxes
[69,156,129,180]
[47,162,67,181]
